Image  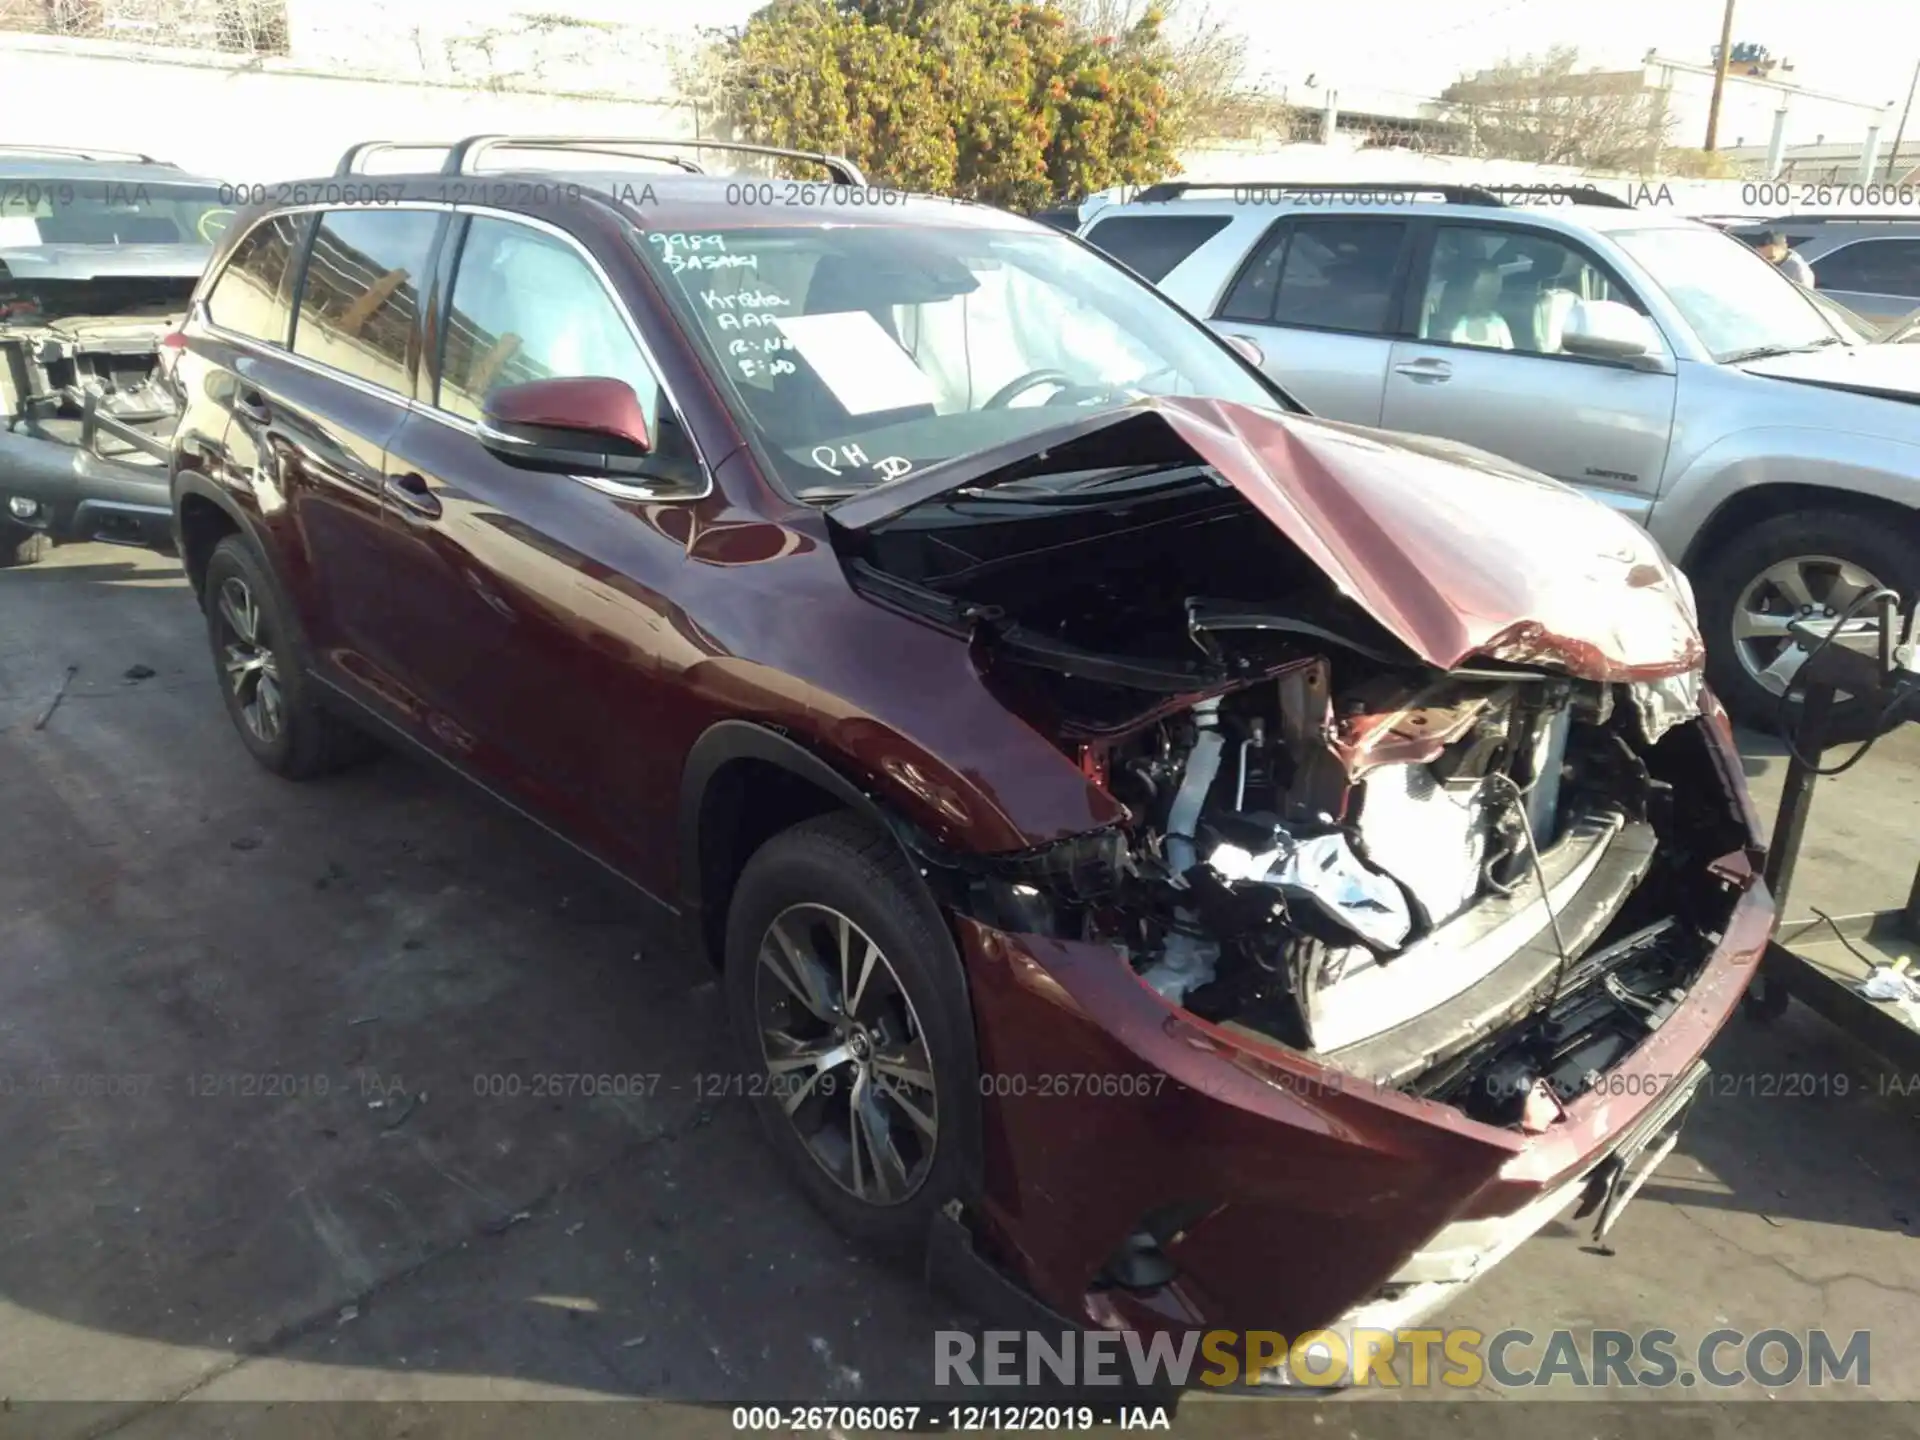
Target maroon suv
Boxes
[168,137,1774,1361]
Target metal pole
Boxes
[1765,104,1789,179]
[1704,0,1737,150]
[1888,59,1920,182]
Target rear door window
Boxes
[1217,218,1408,334]
[1814,237,1920,297]
[1081,214,1232,282]
[291,209,441,394]
[205,214,307,346]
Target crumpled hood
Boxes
[828,396,1704,681]
[1738,342,1920,403]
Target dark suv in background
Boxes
[166,137,1771,1353]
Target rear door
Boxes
[1379,222,1677,520]
[373,211,705,879]
[1205,215,1411,423]
[1808,235,1920,330]
[204,206,445,696]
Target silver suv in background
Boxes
[1724,217,1920,332]
[1078,182,1920,732]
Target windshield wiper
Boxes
[1722,337,1844,364]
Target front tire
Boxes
[723,812,978,1260]
[0,520,49,568]
[1695,509,1920,736]
[201,534,376,779]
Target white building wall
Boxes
[0,33,695,183]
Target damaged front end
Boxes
[829,398,1755,1126]
[0,272,196,546]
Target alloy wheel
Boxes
[754,903,939,1205]
[1731,553,1888,697]
[216,575,284,744]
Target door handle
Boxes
[234,389,271,424]
[383,471,442,520]
[1392,358,1453,382]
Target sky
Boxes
[672,0,1920,111]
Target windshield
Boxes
[1611,225,1841,362]
[633,222,1281,498]
[0,180,235,248]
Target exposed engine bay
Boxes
[1,278,192,474]
[833,449,1751,1128]
[1077,665,1737,1107]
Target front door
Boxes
[1379,222,1678,521]
[374,213,705,882]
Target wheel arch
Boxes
[1679,481,1920,578]
[679,720,921,971]
[173,474,281,606]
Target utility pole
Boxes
[1889,59,1920,182]
[1704,0,1737,150]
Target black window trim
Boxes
[1210,213,1419,340]
[198,202,710,500]
[415,206,712,500]
[1390,216,1672,370]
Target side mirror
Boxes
[1222,333,1265,368]
[1560,299,1661,362]
[478,377,654,478]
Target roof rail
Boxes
[1774,213,1920,225]
[335,141,458,177]
[1135,180,1509,206]
[1544,184,1636,209]
[335,138,708,177]
[0,144,175,166]
[1133,179,1638,210]
[347,135,867,186]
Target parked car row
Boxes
[1076,181,1920,733]
[139,137,1774,1353]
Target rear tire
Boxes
[723,812,978,1261]
[202,534,378,779]
[0,521,49,568]
[1694,508,1920,737]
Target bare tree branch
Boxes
[1442,46,1672,171]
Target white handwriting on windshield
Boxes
[701,288,789,311]
[809,446,914,483]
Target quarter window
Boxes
[291,209,440,394]
[204,214,307,346]
[1082,214,1232,282]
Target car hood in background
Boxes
[0,242,212,281]
[1738,342,1920,402]
[828,396,1703,682]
